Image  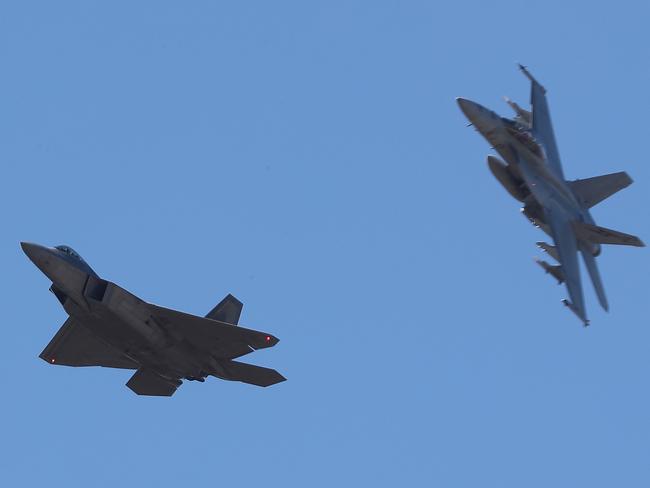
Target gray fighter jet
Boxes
[457,65,644,325]
[22,242,285,395]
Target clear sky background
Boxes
[2,1,649,486]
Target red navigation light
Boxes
[265,336,271,343]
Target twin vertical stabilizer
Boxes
[206,294,243,324]
[569,172,633,209]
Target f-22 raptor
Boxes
[22,242,285,395]
[457,65,644,325]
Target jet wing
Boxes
[148,304,278,358]
[579,243,609,312]
[545,204,588,324]
[520,64,565,180]
[40,318,139,369]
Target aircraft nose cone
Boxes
[456,97,497,131]
[20,242,53,269]
[21,241,43,259]
[456,97,480,120]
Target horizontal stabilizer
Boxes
[206,294,243,325]
[569,172,633,208]
[220,360,286,387]
[573,221,645,247]
[127,369,181,396]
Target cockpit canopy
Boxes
[55,245,82,260]
[54,244,98,277]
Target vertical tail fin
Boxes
[573,221,645,247]
[569,172,633,208]
[206,294,243,324]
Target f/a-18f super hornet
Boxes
[457,65,644,325]
[22,242,285,395]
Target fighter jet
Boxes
[22,242,286,395]
[457,65,644,325]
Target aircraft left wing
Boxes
[520,64,565,180]
[40,318,139,369]
[148,304,278,358]
[545,203,588,325]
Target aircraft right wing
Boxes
[520,64,566,180]
[545,203,588,324]
[40,317,139,369]
[148,304,278,359]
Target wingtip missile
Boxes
[517,63,546,93]
[562,299,590,327]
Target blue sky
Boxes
[2,1,649,486]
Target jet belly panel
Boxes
[471,115,519,166]
[507,138,580,217]
[61,299,143,362]
[516,159,555,205]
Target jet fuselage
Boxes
[457,97,598,245]
[21,243,278,387]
